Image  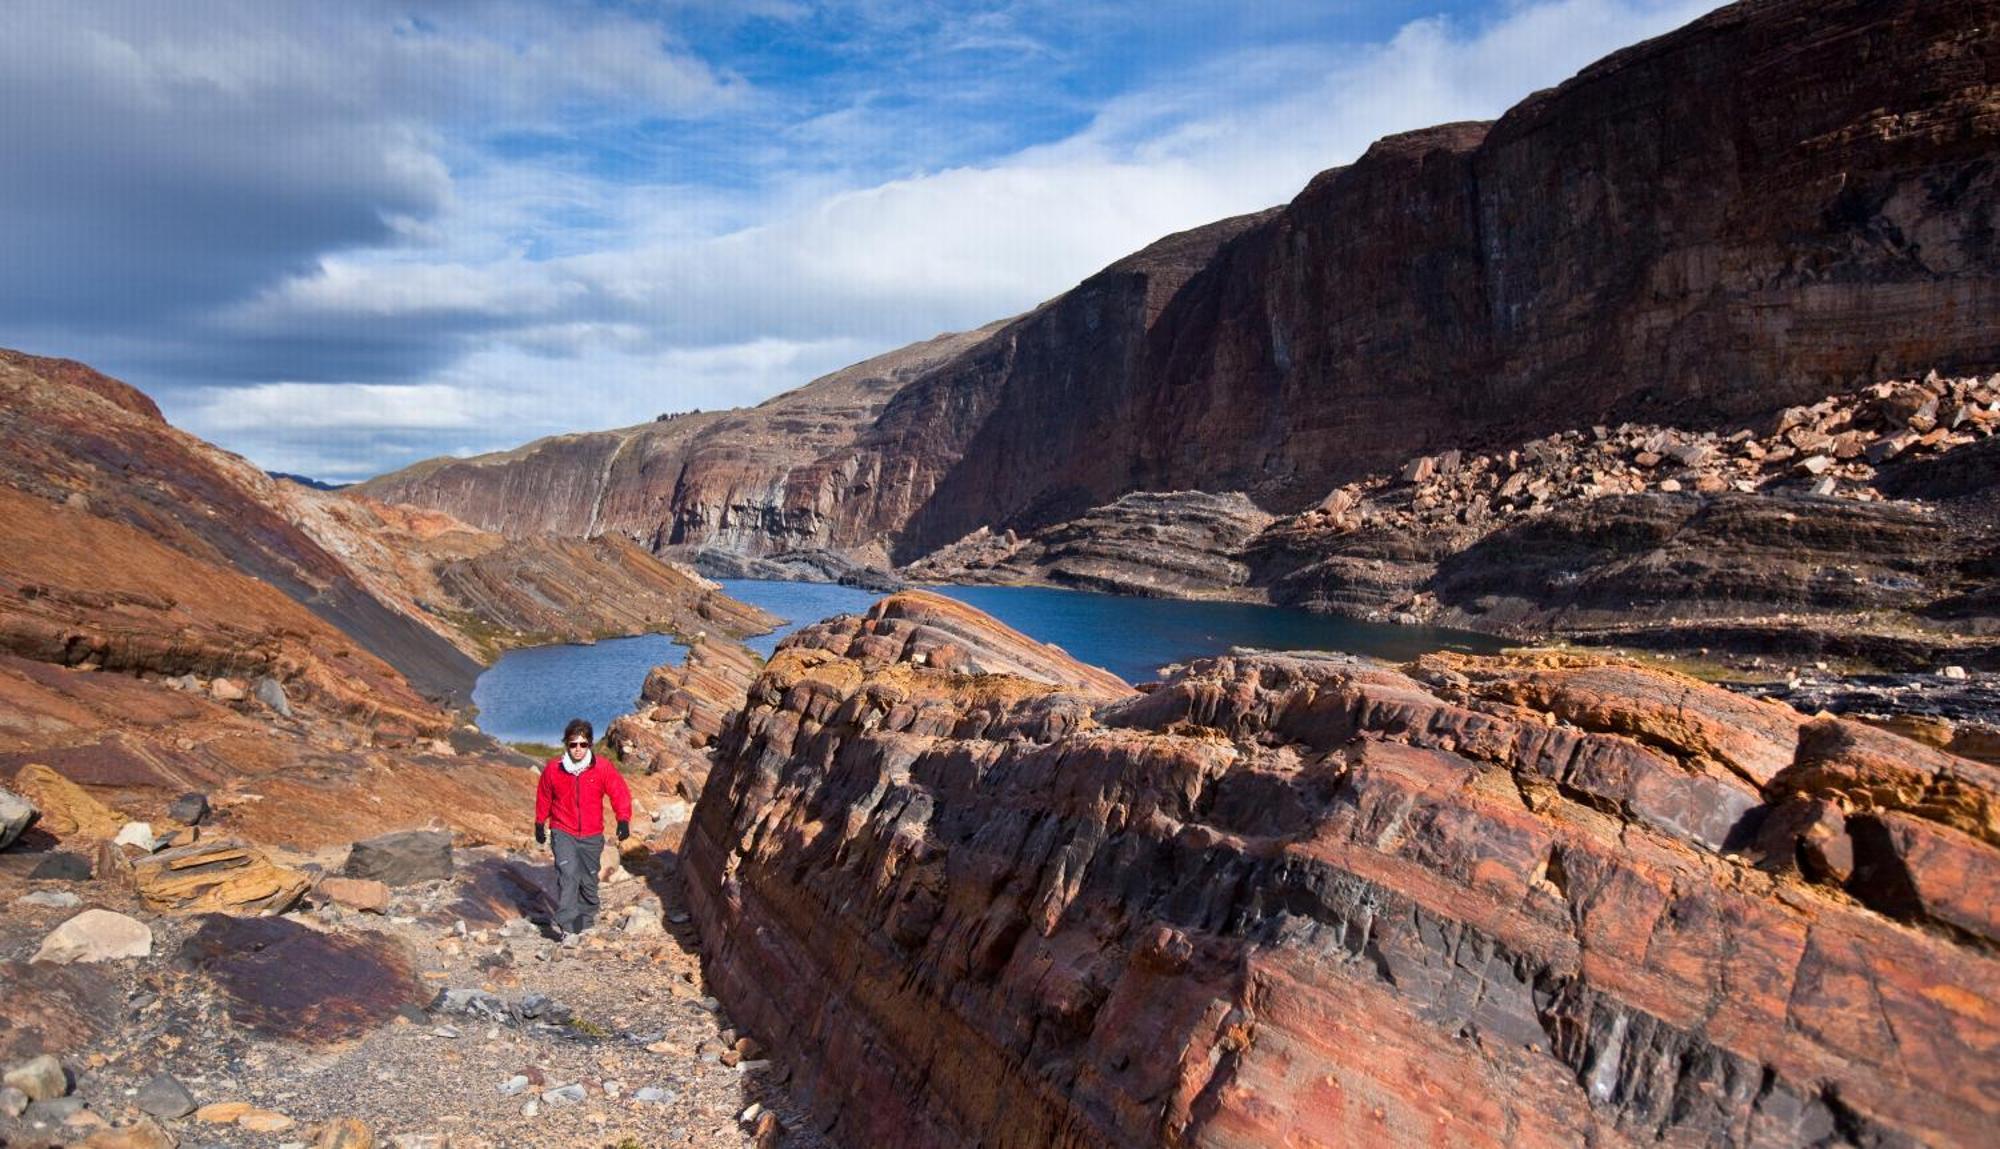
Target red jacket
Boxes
[535,755,633,838]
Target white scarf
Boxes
[561,748,591,776]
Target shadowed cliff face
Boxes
[683,594,2000,1148]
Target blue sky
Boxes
[0,0,1724,481]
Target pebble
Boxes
[519,1100,540,1117]
[14,890,82,909]
[0,1085,28,1116]
[540,1083,586,1105]
[632,1086,676,1104]
[4,1053,69,1101]
[496,1075,530,1096]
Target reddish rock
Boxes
[317,876,391,915]
[685,594,1999,1148]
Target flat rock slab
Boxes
[179,914,422,1045]
[32,908,152,964]
[343,830,453,887]
[131,838,309,915]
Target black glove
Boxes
[616,820,630,842]
[534,823,546,845]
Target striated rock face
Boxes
[359,325,1006,564]
[685,595,1999,1148]
[904,491,1273,600]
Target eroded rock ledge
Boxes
[684,592,1998,1148]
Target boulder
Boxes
[342,830,452,886]
[168,793,209,826]
[2,1053,67,1100]
[130,839,310,916]
[208,677,246,702]
[29,851,93,881]
[252,676,292,718]
[114,822,156,851]
[32,909,153,964]
[8,764,125,840]
[0,786,38,849]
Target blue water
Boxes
[474,580,1507,742]
[719,578,1506,684]
[470,632,684,746]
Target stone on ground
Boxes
[237,1108,294,1131]
[317,876,391,914]
[80,1116,177,1149]
[168,792,209,825]
[315,1116,375,1149]
[342,829,453,886]
[0,1084,27,1116]
[114,821,156,851]
[14,890,81,909]
[32,909,152,964]
[29,851,92,880]
[0,786,38,849]
[253,676,292,717]
[3,1053,68,1101]
[134,1072,197,1118]
[130,839,310,915]
[194,1101,252,1122]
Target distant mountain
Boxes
[268,470,349,491]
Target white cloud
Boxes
[7,0,1730,480]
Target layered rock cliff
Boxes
[358,324,1007,568]
[684,592,2000,1147]
[368,0,2000,584]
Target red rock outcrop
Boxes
[684,595,2000,1147]
[367,0,2000,584]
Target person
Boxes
[533,717,632,942]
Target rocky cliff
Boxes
[359,324,1006,569]
[0,348,772,849]
[368,0,2000,582]
[684,592,2000,1147]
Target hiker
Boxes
[533,717,632,942]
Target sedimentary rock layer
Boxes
[684,593,2000,1148]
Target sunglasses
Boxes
[565,740,591,748]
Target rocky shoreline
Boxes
[681,591,2000,1147]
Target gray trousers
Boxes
[550,829,603,934]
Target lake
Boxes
[472,579,1506,743]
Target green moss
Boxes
[508,741,560,761]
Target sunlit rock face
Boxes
[683,592,1998,1148]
